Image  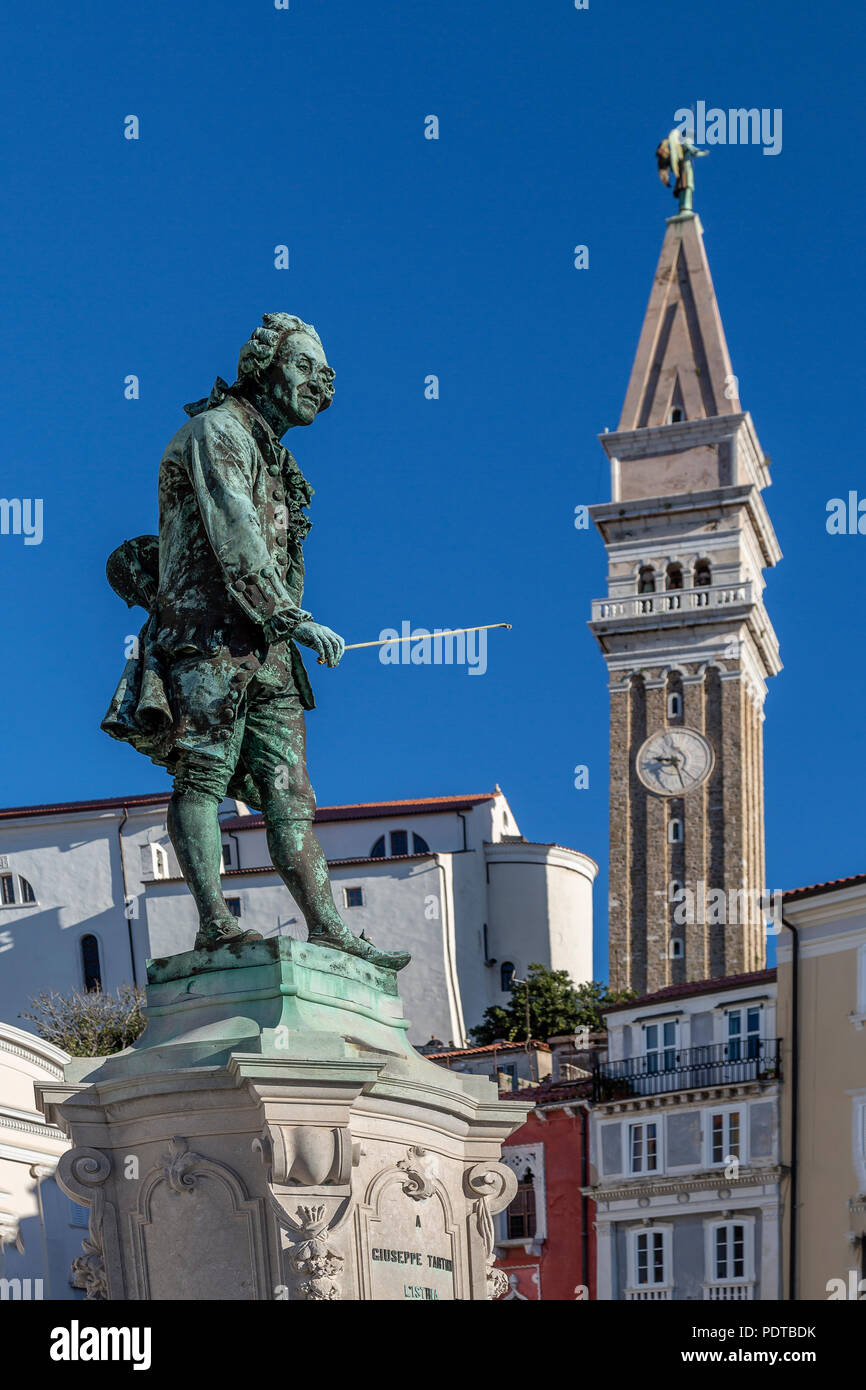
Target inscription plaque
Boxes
[365,1180,457,1301]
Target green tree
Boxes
[468,964,634,1045]
[21,985,146,1057]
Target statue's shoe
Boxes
[194,919,264,951]
[308,925,411,972]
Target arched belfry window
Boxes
[666,563,683,591]
[694,559,712,587]
[501,961,516,992]
[637,566,656,595]
[81,935,102,993]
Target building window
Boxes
[506,1170,537,1240]
[19,877,36,903]
[853,1097,866,1196]
[726,1007,761,1060]
[670,937,684,959]
[707,1220,753,1286]
[225,897,242,919]
[645,1020,677,1074]
[667,691,683,718]
[709,1109,742,1165]
[666,563,684,590]
[629,1121,659,1174]
[694,559,712,587]
[151,844,169,880]
[344,886,364,908]
[668,405,684,424]
[501,961,515,992]
[637,565,656,594]
[68,1195,89,1229]
[220,839,236,870]
[81,935,102,993]
[669,879,684,902]
[0,874,15,905]
[628,1227,670,1291]
[668,817,683,843]
[371,831,417,858]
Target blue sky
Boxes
[1,0,863,979]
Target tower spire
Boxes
[619,216,739,433]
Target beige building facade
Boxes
[778,875,866,1300]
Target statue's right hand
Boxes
[293,621,345,667]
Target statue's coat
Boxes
[101,390,316,804]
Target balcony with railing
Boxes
[592,1039,781,1102]
[703,1282,755,1301]
[590,581,753,623]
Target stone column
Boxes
[594,1218,615,1301]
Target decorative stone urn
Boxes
[36,939,528,1301]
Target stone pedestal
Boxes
[36,939,529,1301]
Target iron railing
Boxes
[592,1039,781,1101]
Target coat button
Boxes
[275,534,286,548]
[234,578,246,591]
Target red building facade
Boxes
[496,1079,595,1301]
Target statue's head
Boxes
[237,313,335,427]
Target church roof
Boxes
[0,790,498,823]
[617,214,740,431]
[220,793,497,831]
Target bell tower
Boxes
[589,213,782,995]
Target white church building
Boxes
[0,787,597,1049]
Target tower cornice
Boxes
[589,482,782,570]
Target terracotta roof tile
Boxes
[603,967,777,1015]
[425,1040,551,1061]
[499,1077,592,1106]
[0,792,171,820]
[222,793,496,831]
[781,873,866,902]
[0,791,497,823]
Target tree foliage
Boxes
[21,985,146,1057]
[468,964,635,1045]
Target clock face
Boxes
[636,728,715,796]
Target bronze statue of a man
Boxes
[102,313,410,971]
